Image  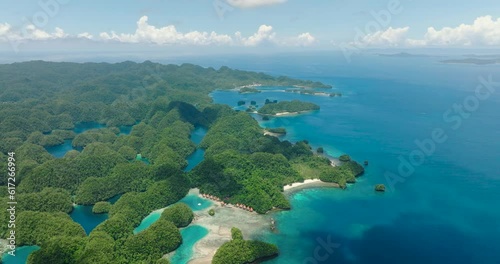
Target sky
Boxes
[0,0,499,57]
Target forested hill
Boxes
[0,61,362,264]
[0,60,329,105]
[0,61,329,150]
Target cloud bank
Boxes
[348,16,500,47]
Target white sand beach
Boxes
[263,130,283,137]
[283,179,340,193]
[186,190,271,264]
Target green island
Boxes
[239,87,261,94]
[258,100,320,116]
[375,184,386,192]
[212,227,279,264]
[0,61,363,264]
[92,202,112,214]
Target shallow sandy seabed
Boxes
[283,179,339,193]
[184,182,339,263]
[186,189,272,264]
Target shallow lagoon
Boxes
[45,122,132,158]
[2,246,40,264]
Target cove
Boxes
[70,204,109,235]
[184,126,207,172]
[133,192,212,234]
[133,126,210,263]
[134,127,209,236]
[169,225,209,264]
[69,194,122,235]
[2,246,40,264]
[45,122,133,158]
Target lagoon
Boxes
[70,205,109,235]
[45,122,132,158]
[2,246,40,264]
[170,225,209,264]
[133,193,212,234]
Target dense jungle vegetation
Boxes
[0,61,361,263]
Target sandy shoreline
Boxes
[185,180,339,263]
[186,189,271,264]
[263,130,285,137]
[283,179,340,193]
[274,110,314,116]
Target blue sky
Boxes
[0,0,499,55]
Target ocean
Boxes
[6,52,500,264]
[204,52,500,264]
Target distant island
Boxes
[239,87,261,94]
[257,100,320,116]
[441,58,500,65]
[377,52,433,58]
[286,88,342,97]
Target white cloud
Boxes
[295,32,316,46]
[99,16,233,45]
[77,32,93,39]
[342,15,500,48]
[0,23,11,36]
[225,0,287,9]
[98,17,310,48]
[237,24,276,46]
[416,15,500,46]
[352,27,410,47]
[0,24,69,41]
[278,32,317,46]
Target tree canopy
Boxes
[212,227,279,264]
[258,100,320,115]
[0,61,349,263]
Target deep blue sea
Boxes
[201,53,500,264]
[6,53,500,264]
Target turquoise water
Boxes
[134,194,212,234]
[189,126,208,145]
[170,225,209,264]
[184,127,207,172]
[134,126,210,261]
[69,195,121,235]
[178,193,213,211]
[70,205,109,235]
[73,122,105,134]
[134,210,163,234]
[45,122,132,157]
[184,149,205,172]
[207,53,500,264]
[2,246,40,264]
[3,195,122,263]
[44,139,74,158]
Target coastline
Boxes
[186,191,271,264]
[184,178,340,263]
[260,109,317,117]
[263,130,285,137]
[283,179,340,193]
